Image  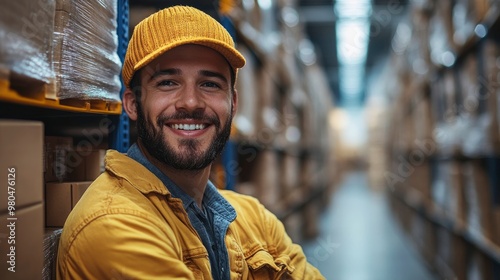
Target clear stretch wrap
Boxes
[54,0,121,101]
[0,0,55,82]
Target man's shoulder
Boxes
[218,189,274,224]
[61,166,171,239]
[219,189,262,209]
[62,172,153,232]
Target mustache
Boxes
[156,111,221,127]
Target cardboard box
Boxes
[49,10,71,99]
[493,208,500,246]
[407,162,432,212]
[463,160,494,241]
[413,91,434,143]
[280,154,300,198]
[233,45,258,140]
[252,151,280,213]
[481,39,500,153]
[44,136,73,182]
[256,62,279,142]
[431,160,466,226]
[473,0,490,21]
[458,53,481,117]
[0,120,44,212]
[66,149,104,181]
[449,161,466,228]
[55,0,72,13]
[45,181,92,227]
[0,203,44,280]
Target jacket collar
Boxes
[105,147,236,223]
[104,149,170,196]
[126,143,195,208]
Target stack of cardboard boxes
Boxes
[44,136,104,228]
[0,123,106,279]
[0,121,44,279]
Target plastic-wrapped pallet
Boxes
[0,0,55,83]
[51,0,121,102]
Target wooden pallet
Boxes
[0,77,121,115]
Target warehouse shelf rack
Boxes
[393,189,500,264]
[387,1,500,277]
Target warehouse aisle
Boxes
[301,170,437,280]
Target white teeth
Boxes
[171,124,205,131]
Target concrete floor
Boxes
[301,171,438,280]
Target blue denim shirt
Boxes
[127,144,236,280]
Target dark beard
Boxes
[136,103,232,170]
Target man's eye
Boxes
[156,80,174,87]
[202,81,220,88]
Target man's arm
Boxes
[259,202,326,280]
[224,190,326,280]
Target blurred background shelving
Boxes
[1,0,500,279]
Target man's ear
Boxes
[123,89,138,121]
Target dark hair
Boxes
[129,70,143,101]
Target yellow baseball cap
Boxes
[122,5,246,88]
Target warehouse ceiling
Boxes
[297,0,410,106]
[129,0,411,107]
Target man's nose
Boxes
[174,85,206,112]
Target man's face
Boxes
[134,44,236,170]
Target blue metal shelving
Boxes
[221,10,238,190]
[110,0,130,152]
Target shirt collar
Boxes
[126,143,236,222]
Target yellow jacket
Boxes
[57,150,324,279]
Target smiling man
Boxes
[56,5,324,280]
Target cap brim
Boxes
[133,38,246,75]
